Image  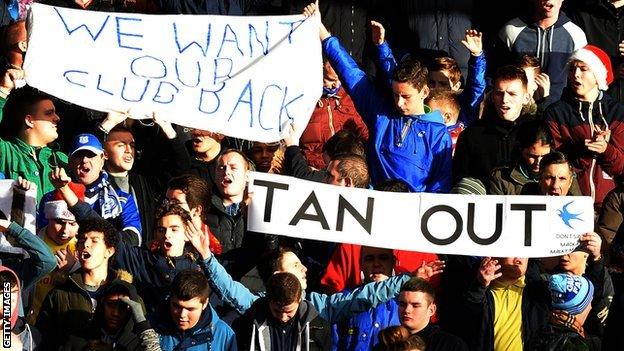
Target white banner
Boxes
[247,173,595,258]
[0,180,37,244]
[24,4,322,142]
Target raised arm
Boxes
[308,273,411,323]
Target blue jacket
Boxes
[156,303,237,351]
[200,256,410,324]
[376,41,487,134]
[323,36,452,193]
[38,172,143,246]
[331,293,399,351]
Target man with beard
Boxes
[464,257,550,351]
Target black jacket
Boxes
[233,298,331,351]
[525,324,601,351]
[453,113,535,185]
[61,280,152,351]
[463,276,551,351]
[417,324,468,351]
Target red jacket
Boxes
[545,90,624,210]
[320,243,439,294]
[300,88,368,170]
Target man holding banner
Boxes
[0,69,68,202]
[306,3,453,193]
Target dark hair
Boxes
[400,277,436,302]
[0,271,17,290]
[258,246,299,283]
[329,153,370,188]
[107,124,134,137]
[217,148,256,172]
[155,202,193,223]
[494,65,528,90]
[375,179,410,193]
[77,218,119,249]
[322,130,365,158]
[516,120,552,149]
[1,86,54,137]
[429,56,461,86]
[539,151,573,174]
[266,272,302,305]
[393,56,429,90]
[167,174,211,220]
[170,269,210,303]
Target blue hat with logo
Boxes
[70,133,103,157]
[549,273,594,315]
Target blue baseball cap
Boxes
[70,133,103,157]
[549,273,594,315]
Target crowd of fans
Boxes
[0,0,624,350]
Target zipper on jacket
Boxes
[589,159,596,201]
[396,119,413,147]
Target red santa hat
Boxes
[569,45,614,91]
[43,182,86,221]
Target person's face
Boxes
[27,99,60,145]
[535,0,563,19]
[428,70,459,91]
[568,60,599,101]
[269,300,299,324]
[104,130,135,173]
[521,142,551,174]
[169,296,207,331]
[190,129,223,154]
[6,21,27,68]
[248,143,279,173]
[392,81,429,116]
[46,218,79,246]
[523,67,539,96]
[70,150,105,186]
[156,215,187,257]
[216,152,249,199]
[492,79,529,121]
[323,62,340,90]
[102,293,131,333]
[325,160,346,187]
[360,246,394,283]
[559,251,589,275]
[539,163,573,196]
[278,252,308,290]
[498,257,528,281]
[77,231,115,272]
[428,99,459,126]
[398,291,435,334]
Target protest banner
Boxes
[247,172,595,258]
[24,4,322,142]
[0,180,37,243]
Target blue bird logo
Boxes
[557,201,583,229]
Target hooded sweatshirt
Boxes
[545,89,624,210]
[234,298,331,351]
[499,12,587,100]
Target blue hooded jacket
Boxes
[322,36,452,193]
